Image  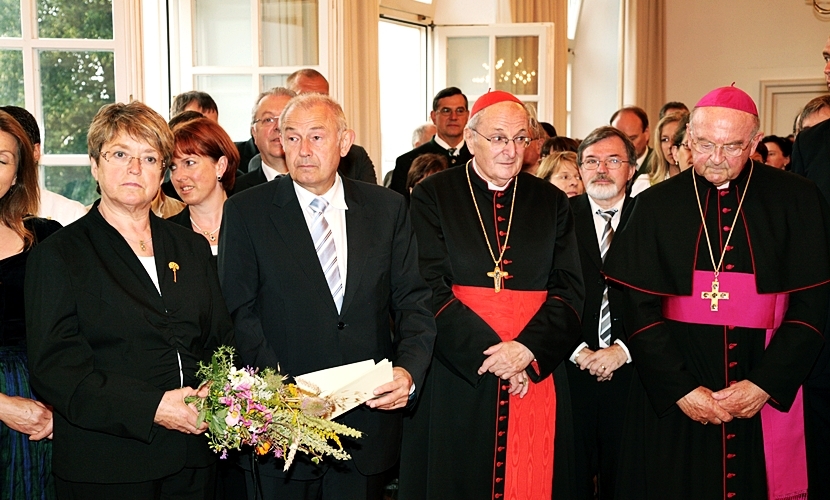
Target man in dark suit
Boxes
[232,88,296,195]
[611,106,652,175]
[286,69,378,185]
[567,126,637,499]
[219,93,436,499]
[790,36,830,496]
[389,87,474,198]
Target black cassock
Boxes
[604,163,830,499]
[399,164,584,499]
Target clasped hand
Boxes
[153,385,210,434]
[677,381,770,425]
[0,394,53,440]
[477,341,535,397]
[576,345,627,381]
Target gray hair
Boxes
[279,93,348,135]
[250,87,297,124]
[797,94,830,133]
[577,126,637,166]
[411,123,435,147]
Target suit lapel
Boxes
[340,178,370,317]
[573,195,602,270]
[270,177,340,314]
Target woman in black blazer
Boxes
[24,101,234,499]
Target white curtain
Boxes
[621,0,666,126]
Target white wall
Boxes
[666,1,830,135]
[433,0,498,25]
[570,0,621,139]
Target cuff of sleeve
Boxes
[570,342,588,364]
[613,339,633,363]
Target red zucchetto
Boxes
[695,84,758,116]
[470,90,524,116]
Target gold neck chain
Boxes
[692,161,754,279]
[466,162,518,292]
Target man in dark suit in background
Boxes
[232,87,296,194]
[789,34,830,498]
[219,93,436,499]
[610,106,652,175]
[566,126,637,499]
[389,87,474,198]
[286,69,378,185]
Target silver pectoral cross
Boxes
[487,266,510,293]
[701,279,729,311]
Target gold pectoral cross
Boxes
[701,279,729,311]
[487,266,510,293]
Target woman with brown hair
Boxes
[536,150,584,198]
[0,109,61,499]
[167,117,239,256]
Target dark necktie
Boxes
[597,209,618,346]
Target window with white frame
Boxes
[169,0,328,143]
[0,0,137,205]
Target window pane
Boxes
[43,165,98,205]
[37,0,113,39]
[262,74,288,90]
[446,37,489,97]
[194,0,251,66]
[40,50,115,155]
[0,0,21,37]
[261,0,318,66]
[495,36,539,95]
[196,75,253,142]
[0,49,24,106]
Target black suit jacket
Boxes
[232,145,378,196]
[389,138,473,198]
[235,137,259,174]
[570,194,632,349]
[25,203,234,483]
[218,175,435,479]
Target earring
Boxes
[217,175,222,181]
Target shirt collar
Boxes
[587,195,625,216]
[434,135,465,154]
[261,159,287,182]
[636,148,649,167]
[293,174,348,211]
[472,160,513,192]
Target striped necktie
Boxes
[598,209,618,347]
[310,197,344,312]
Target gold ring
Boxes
[601,365,606,370]
[702,421,709,425]
[521,379,528,386]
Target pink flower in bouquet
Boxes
[225,406,242,427]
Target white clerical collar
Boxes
[261,159,288,182]
[434,135,464,154]
[472,160,513,192]
[717,181,730,190]
[587,195,625,216]
[293,174,348,211]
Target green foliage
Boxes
[40,50,114,155]
[37,0,113,39]
[0,49,24,107]
[0,0,21,37]
[42,166,98,205]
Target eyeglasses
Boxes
[580,158,629,170]
[102,151,162,168]
[470,128,531,149]
[436,107,468,116]
[252,116,279,127]
[688,132,752,158]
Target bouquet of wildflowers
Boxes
[187,346,362,471]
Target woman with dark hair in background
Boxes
[406,153,448,193]
[761,135,792,170]
[167,117,239,257]
[0,110,61,499]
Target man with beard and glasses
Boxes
[605,85,830,499]
[566,126,636,499]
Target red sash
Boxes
[452,285,553,500]
[663,271,807,500]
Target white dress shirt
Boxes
[570,196,632,364]
[262,160,287,182]
[434,135,465,156]
[293,174,349,304]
